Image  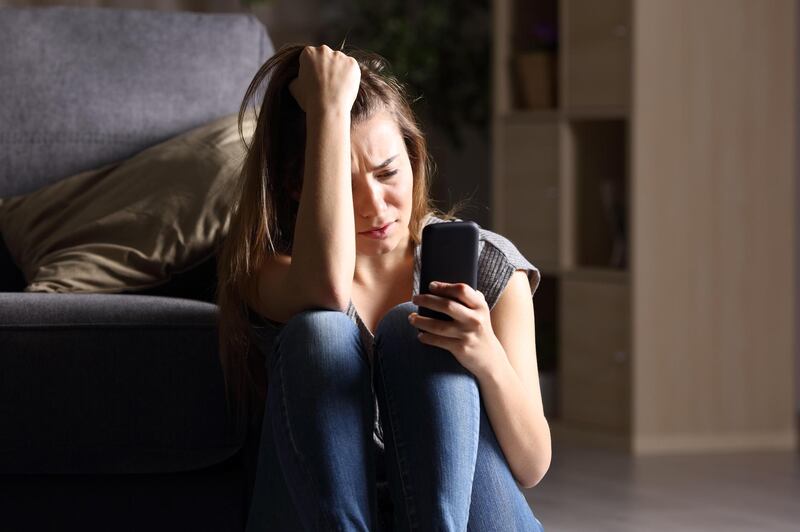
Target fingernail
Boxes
[429,281,438,289]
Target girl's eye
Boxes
[379,170,398,180]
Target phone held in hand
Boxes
[418,221,480,321]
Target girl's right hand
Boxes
[289,45,361,117]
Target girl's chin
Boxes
[357,237,398,254]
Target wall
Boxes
[796,0,800,415]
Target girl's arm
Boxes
[255,46,361,321]
[480,271,552,488]
[410,271,552,488]
[290,105,356,311]
[288,46,361,311]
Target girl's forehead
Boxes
[351,113,405,158]
[352,110,400,137]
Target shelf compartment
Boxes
[565,119,629,271]
[510,0,559,110]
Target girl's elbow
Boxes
[518,469,547,489]
[518,455,551,489]
[309,278,352,313]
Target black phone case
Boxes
[418,221,480,321]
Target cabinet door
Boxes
[498,120,559,269]
[559,277,630,431]
[563,0,630,109]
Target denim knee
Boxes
[374,301,476,382]
[373,301,417,346]
[274,308,367,371]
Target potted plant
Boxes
[514,22,558,109]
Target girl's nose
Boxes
[356,180,387,217]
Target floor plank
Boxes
[523,440,800,531]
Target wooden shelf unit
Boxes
[491,0,797,454]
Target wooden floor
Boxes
[523,438,800,531]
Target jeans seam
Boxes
[375,335,421,531]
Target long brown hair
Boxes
[216,44,459,434]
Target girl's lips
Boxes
[360,221,395,239]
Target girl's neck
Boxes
[354,236,415,287]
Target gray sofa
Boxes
[0,7,274,531]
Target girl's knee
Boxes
[374,301,416,343]
[374,301,478,391]
[275,309,364,368]
[282,308,356,340]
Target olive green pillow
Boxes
[0,113,253,293]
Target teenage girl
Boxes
[217,44,550,531]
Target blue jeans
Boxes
[245,302,544,531]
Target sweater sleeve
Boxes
[477,230,541,311]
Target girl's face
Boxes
[350,109,414,257]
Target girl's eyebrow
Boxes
[373,154,398,170]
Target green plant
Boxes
[329,0,490,148]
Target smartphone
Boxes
[418,220,480,321]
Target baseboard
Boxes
[551,419,799,455]
[632,429,798,455]
[550,420,631,452]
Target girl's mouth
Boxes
[360,221,395,239]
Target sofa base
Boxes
[0,455,247,532]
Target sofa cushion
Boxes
[0,292,241,474]
[0,6,273,197]
[0,114,252,294]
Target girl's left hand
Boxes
[409,281,505,378]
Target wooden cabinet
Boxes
[497,120,560,270]
[562,0,630,109]
[560,274,630,431]
[491,0,796,454]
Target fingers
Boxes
[408,312,462,339]
[300,45,350,65]
[302,44,333,57]
[416,329,459,352]
[412,293,472,321]
[411,284,485,336]
[427,282,484,310]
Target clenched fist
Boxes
[289,45,361,117]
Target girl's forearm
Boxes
[290,109,355,310]
[476,346,552,489]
